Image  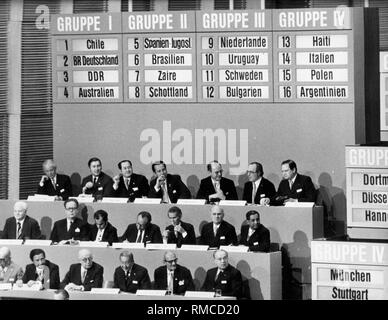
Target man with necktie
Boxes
[113,251,151,293]
[148,161,191,203]
[239,210,270,252]
[87,210,118,245]
[61,249,103,292]
[0,247,23,284]
[1,201,41,240]
[196,161,238,203]
[242,162,276,205]
[201,249,243,299]
[274,159,317,205]
[153,251,194,295]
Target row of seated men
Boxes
[0,247,245,298]
[36,158,317,205]
[0,200,270,252]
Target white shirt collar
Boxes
[253,177,262,188]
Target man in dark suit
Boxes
[153,251,194,295]
[148,161,191,203]
[119,211,162,244]
[201,249,243,299]
[61,249,103,292]
[87,210,118,245]
[200,205,238,248]
[80,157,113,200]
[162,206,196,247]
[112,160,149,202]
[239,210,270,252]
[274,159,317,205]
[1,201,42,240]
[196,161,237,203]
[0,247,23,284]
[50,199,89,244]
[36,159,72,200]
[242,162,276,205]
[22,248,60,289]
[113,251,151,293]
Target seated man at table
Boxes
[148,161,191,203]
[36,159,72,201]
[61,249,103,292]
[201,249,243,299]
[196,161,238,203]
[113,251,151,293]
[162,206,196,247]
[22,248,60,289]
[80,157,113,200]
[50,199,89,244]
[200,205,238,248]
[1,201,42,240]
[0,247,23,284]
[119,211,162,244]
[274,159,317,205]
[239,210,270,252]
[112,160,150,201]
[87,210,118,245]
[153,251,194,295]
[242,162,276,205]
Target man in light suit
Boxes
[80,157,113,200]
[201,249,243,299]
[113,251,151,293]
[196,161,237,203]
[242,162,276,205]
[112,160,149,202]
[22,248,60,289]
[119,211,162,244]
[239,210,270,252]
[274,159,317,205]
[148,161,191,203]
[50,199,89,244]
[1,201,42,240]
[36,159,72,200]
[153,251,194,295]
[0,247,23,284]
[87,210,118,245]
[61,249,103,292]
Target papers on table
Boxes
[69,195,94,203]
[179,245,209,251]
[12,284,41,291]
[284,202,314,207]
[111,242,145,249]
[136,290,166,296]
[219,245,249,253]
[133,198,161,204]
[0,283,12,291]
[177,199,206,205]
[23,239,52,246]
[27,195,57,202]
[146,243,177,250]
[90,288,120,294]
[219,200,247,206]
[185,291,215,298]
[78,241,109,248]
[101,197,128,204]
[0,239,23,245]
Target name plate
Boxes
[179,245,209,251]
[146,243,177,250]
[111,242,145,249]
[12,284,41,291]
[69,196,94,203]
[0,239,24,245]
[0,283,12,291]
[220,245,249,253]
[133,198,161,204]
[136,290,166,296]
[90,288,120,294]
[284,202,314,207]
[177,199,206,205]
[185,291,215,298]
[28,195,57,202]
[78,241,109,248]
[101,197,128,203]
[23,240,52,246]
[219,200,247,206]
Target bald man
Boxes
[61,249,103,291]
[196,161,237,203]
[113,251,151,293]
[153,251,194,295]
[1,201,41,240]
[36,159,73,200]
[0,247,23,284]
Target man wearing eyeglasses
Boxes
[61,249,103,292]
[242,162,276,205]
[196,161,237,204]
[153,251,194,295]
[50,199,89,244]
[0,247,23,284]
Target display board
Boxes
[346,146,388,239]
[51,9,354,104]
